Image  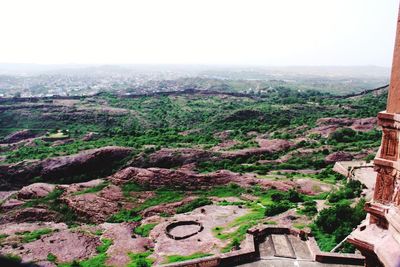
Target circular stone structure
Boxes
[165,221,204,240]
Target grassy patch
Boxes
[20,228,53,243]
[108,209,142,223]
[165,252,213,263]
[58,238,113,267]
[122,182,147,197]
[134,189,184,212]
[73,181,109,195]
[176,197,212,214]
[23,189,78,225]
[199,183,245,198]
[134,223,157,237]
[213,206,265,253]
[47,253,57,262]
[127,251,154,267]
[4,254,22,263]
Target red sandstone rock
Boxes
[325,151,354,163]
[0,146,132,190]
[131,148,215,168]
[61,185,123,223]
[1,129,36,144]
[0,208,59,224]
[18,183,56,199]
[2,230,101,264]
[102,223,153,267]
[310,117,377,137]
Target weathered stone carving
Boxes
[381,129,398,160]
[374,167,396,204]
[392,179,400,206]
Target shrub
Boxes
[265,201,293,216]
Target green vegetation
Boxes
[297,200,318,217]
[23,189,78,225]
[127,251,154,267]
[59,238,113,267]
[73,181,109,195]
[311,199,366,252]
[47,253,57,263]
[108,209,142,223]
[134,223,157,237]
[165,252,213,263]
[327,180,364,203]
[200,183,245,198]
[20,228,53,243]
[3,254,22,263]
[176,197,213,213]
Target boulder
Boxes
[0,208,59,224]
[8,230,101,264]
[1,129,36,144]
[325,151,354,164]
[18,183,55,199]
[0,146,132,190]
[131,148,215,168]
[62,185,123,223]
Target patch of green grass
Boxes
[73,181,109,195]
[58,238,113,267]
[134,223,157,237]
[96,238,112,253]
[127,251,154,267]
[218,200,246,206]
[165,252,213,263]
[212,206,265,253]
[0,233,8,240]
[4,254,22,263]
[134,189,184,212]
[21,228,53,243]
[122,182,147,197]
[176,197,212,214]
[108,209,142,223]
[47,253,57,262]
[199,183,245,198]
[23,188,78,225]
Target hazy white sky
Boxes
[0,0,398,66]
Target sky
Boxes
[0,0,399,66]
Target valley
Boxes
[0,85,386,266]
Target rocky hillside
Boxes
[0,87,384,266]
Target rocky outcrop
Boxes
[310,117,377,137]
[0,146,132,190]
[325,151,354,164]
[18,183,55,199]
[61,185,123,223]
[142,196,198,217]
[131,148,217,168]
[0,208,59,224]
[0,230,101,264]
[109,167,294,192]
[1,129,36,144]
[222,139,295,159]
[102,223,153,267]
[131,140,294,169]
[224,110,264,122]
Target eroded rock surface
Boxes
[18,183,55,199]
[62,185,123,223]
[0,230,101,264]
[325,151,354,163]
[102,223,153,267]
[0,146,132,190]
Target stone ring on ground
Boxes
[165,221,204,240]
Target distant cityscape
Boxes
[0,64,391,97]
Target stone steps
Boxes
[259,234,313,261]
